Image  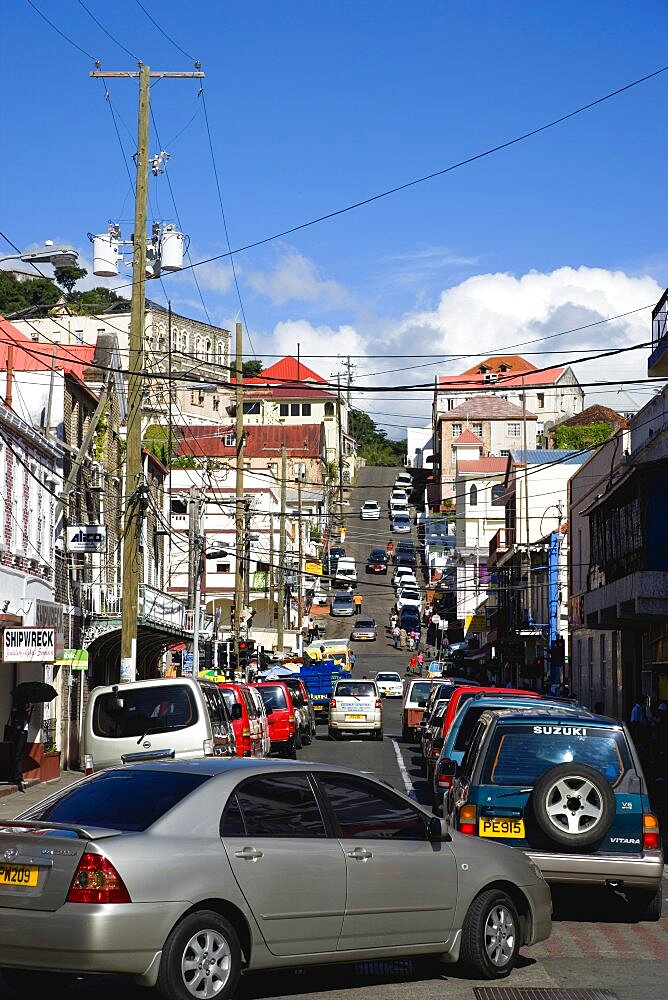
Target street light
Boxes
[0,240,79,268]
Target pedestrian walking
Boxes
[392,625,401,649]
[386,540,394,560]
[407,633,414,652]
[399,627,407,649]
[417,651,424,671]
[409,655,417,673]
[7,701,32,791]
[353,593,363,616]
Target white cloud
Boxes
[270,319,366,373]
[248,250,348,307]
[378,266,663,405]
[197,261,235,293]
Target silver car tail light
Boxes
[84,754,94,776]
[203,738,214,757]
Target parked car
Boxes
[217,682,267,758]
[440,687,542,745]
[360,500,380,519]
[393,565,416,588]
[402,678,439,741]
[397,588,422,613]
[282,676,316,745]
[446,707,664,919]
[432,695,580,817]
[3,758,552,995]
[389,489,409,506]
[83,677,236,773]
[395,548,418,571]
[396,538,417,553]
[375,671,404,698]
[350,617,378,641]
[366,548,389,574]
[399,608,421,634]
[244,683,272,757]
[329,678,383,740]
[330,593,355,616]
[395,471,413,489]
[396,576,420,596]
[252,681,300,758]
[392,514,411,533]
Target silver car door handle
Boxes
[234,847,264,861]
[346,847,372,861]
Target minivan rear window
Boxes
[257,685,287,710]
[409,681,432,703]
[483,724,631,787]
[335,682,376,698]
[33,769,210,832]
[92,685,199,738]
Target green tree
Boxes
[0,271,60,315]
[350,408,407,466]
[552,423,613,450]
[54,265,88,295]
[67,286,128,314]
[242,360,264,377]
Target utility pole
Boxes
[268,512,275,628]
[277,446,287,651]
[297,474,303,630]
[233,321,244,666]
[91,64,204,684]
[336,375,344,515]
[187,487,202,677]
[243,500,252,609]
[522,375,532,629]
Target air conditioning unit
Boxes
[89,463,103,491]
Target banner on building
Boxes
[2,628,55,663]
[66,525,107,553]
[36,600,65,658]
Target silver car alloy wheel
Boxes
[544,775,604,835]
[181,928,232,998]
[484,903,516,967]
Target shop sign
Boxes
[3,628,55,663]
[54,648,88,670]
[304,560,322,576]
[36,600,65,657]
[66,525,107,553]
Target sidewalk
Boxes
[0,770,83,820]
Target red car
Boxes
[252,681,299,758]
[218,683,266,758]
[440,686,542,742]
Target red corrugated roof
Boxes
[453,428,483,444]
[457,458,508,473]
[438,362,565,389]
[177,422,324,458]
[0,317,95,377]
[245,384,334,400]
[460,355,537,375]
[244,355,327,385]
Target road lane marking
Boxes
[390,738,416,799]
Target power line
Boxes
[77,0,141,62]
[133,0,197,62]
[25,0,98,62]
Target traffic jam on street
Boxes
[0,467,665,1000]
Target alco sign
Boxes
[3,628,56,663]
[66,525,107,553]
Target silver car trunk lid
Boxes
[0,821,112,912]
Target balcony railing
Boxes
[79,582,212,635]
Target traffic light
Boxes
[552,636,565,668]
[238,641,249,671]
[203,641,214,672]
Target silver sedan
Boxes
[0,759,551,998]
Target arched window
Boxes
[196,336,203,358]
[324,401,335,418]
[491,484,505,506]
[217,343,224,367]
[181,332,187,352]
[205,339,211,362]
[469,484,478,506]
[172,330,178,351]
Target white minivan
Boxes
[328,678,383,740]
[335,556,357,585]
[83,677,237,773]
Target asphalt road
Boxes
[0,466,665,999]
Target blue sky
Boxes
[1,1,667,434]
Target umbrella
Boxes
[12,682,58,704]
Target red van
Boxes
[252,681,299,758]
[218,683,266,758]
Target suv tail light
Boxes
[203,738,214,757]
[67,853,131,904]
[84,754,94,776]
[375,699,382,709]
[643,813,660,851]
[459,804,476,836]
[330,698,337,708]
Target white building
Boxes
[407,425,433,468]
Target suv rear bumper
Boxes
[527,849,664,889]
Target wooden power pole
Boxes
[277,446,287,650]
[91,64,204,684]
[233,322,245,665]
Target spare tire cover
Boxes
[531,762,615,848]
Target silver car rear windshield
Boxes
[93,685,199,738]
[31,769,211,831]
[336,682,376,698]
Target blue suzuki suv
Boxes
[446,707,664,920]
